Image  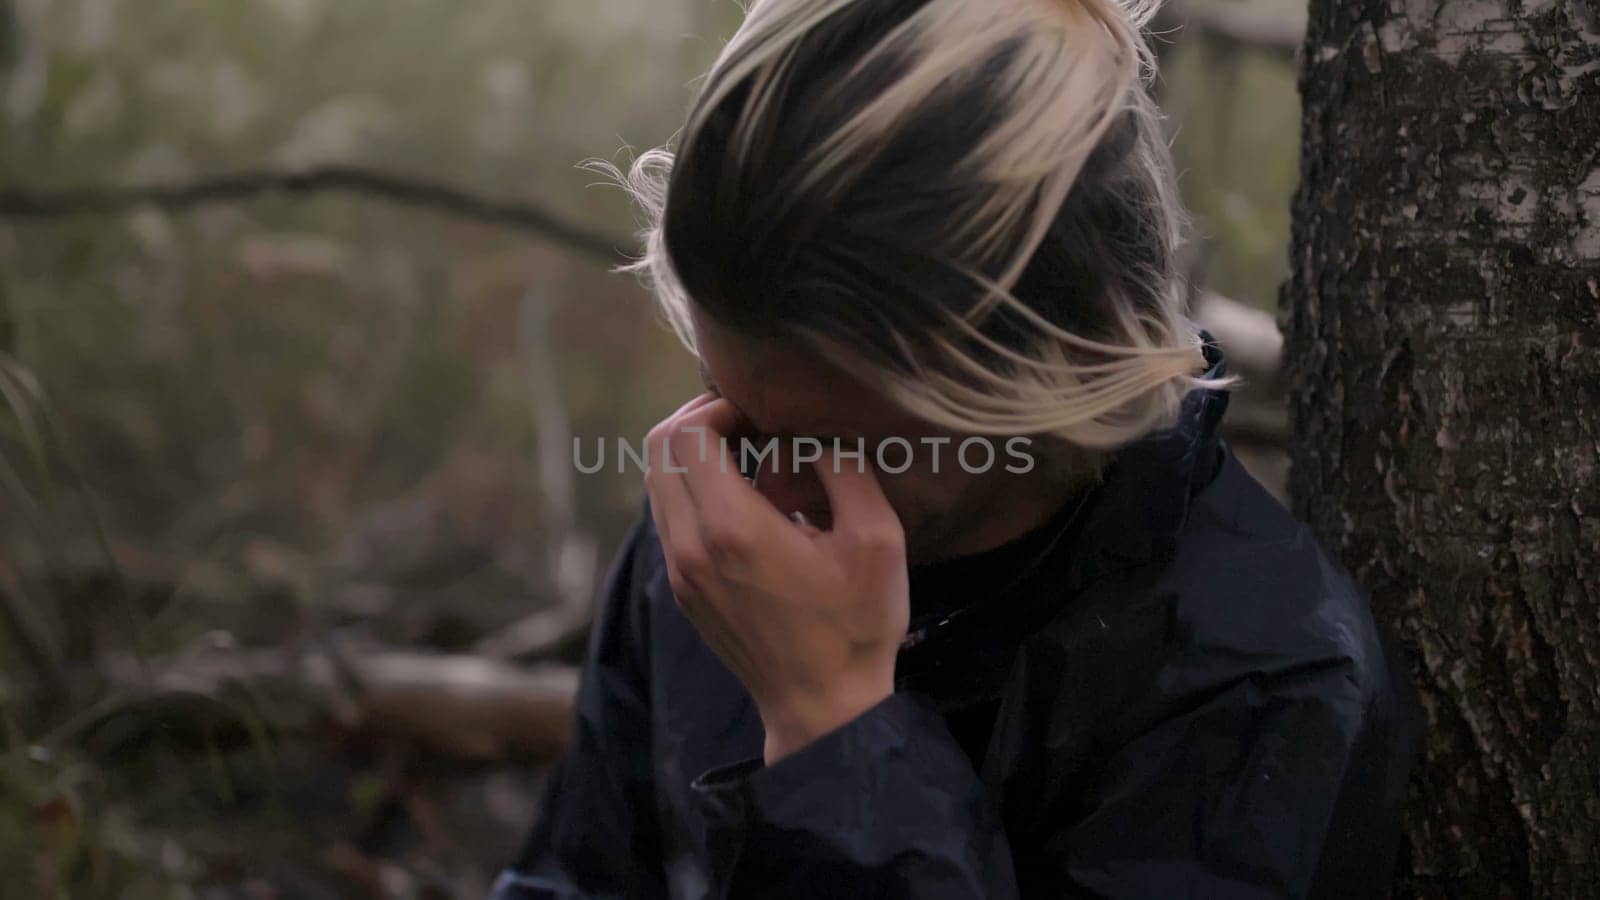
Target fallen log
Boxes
[102,641,579,762]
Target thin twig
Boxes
[0,165,634,265]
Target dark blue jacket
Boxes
[492,348,1417,899]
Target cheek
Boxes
[874,467,963,527]
[869,435,967,492]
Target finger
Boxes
[674,400,769,504]
[646,392,719,466]
[672,399,792,556]
[644,390,721,533]
[811,446,901,543]
[646,461,712,603]
[788,510,824,538]
[650,440,703,549]
[669,390,719,420]
[669,397,740,474]
[647,392,716,448]
[644,392,719,542]
[644,476,673,545]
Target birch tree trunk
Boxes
[1283,0,1600,895]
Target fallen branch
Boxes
[1192,291,1283,382]
[0,165,632,265]
[105,641,579,762]
[1192,291,1288,446]
[474,602,591,662]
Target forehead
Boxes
[691,310,908,439]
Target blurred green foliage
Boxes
[1164,0,1304,309]
[0,0,1301,896]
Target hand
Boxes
[644,393,910,763]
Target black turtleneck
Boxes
[897,484,1097,766]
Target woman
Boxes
[495,0,1416,896]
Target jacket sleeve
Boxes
[690,691,1020,900]
[490,516,669,900]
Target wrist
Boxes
[759,679,894,764]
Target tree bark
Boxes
[1284,0,1600,896]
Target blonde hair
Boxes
[591,0,1230,451]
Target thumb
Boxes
[810,444,899,540]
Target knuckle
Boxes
[702,521,749,558]
[663,429,685,458]
[661,427,690,462]
[673,545,712,581]
[856,525,905,558]
[646,420,669,447]
[667,420,699,448]
[666,575,693,609]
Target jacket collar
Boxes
[1069,332,1230,583]
[896,334,1231,699]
